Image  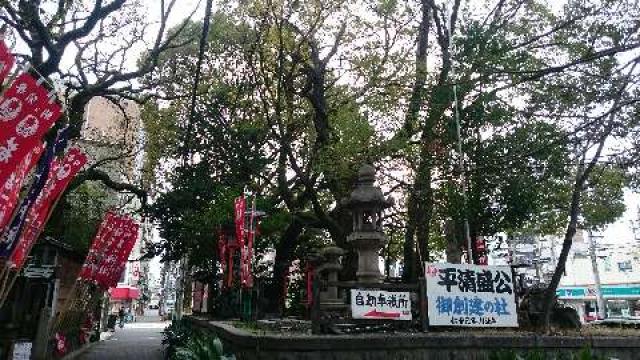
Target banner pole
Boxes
[0,270,18,309]
[0,259,7,288]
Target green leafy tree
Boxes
[44,183,114,252]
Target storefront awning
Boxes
[558,285,640,300]
[109,285,140,300]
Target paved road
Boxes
[78,320,168,360]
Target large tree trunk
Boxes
[445,220,463,263]
[414,150,433,267]
[542,129,610,330]
[407,0,458,273]
[402,193,418,282]
[541,175,582,330]
[264,218,304,314]
[402,1,431,136]
[329,206,357,280]
[401,2,430,282]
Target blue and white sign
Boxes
[425,263,518,327]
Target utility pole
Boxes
[588,230,606,319]
[159,261,169,318]
[550,237,557,270]
[175,259,185,320]
[453,84,473,264]
[445,7,473,264]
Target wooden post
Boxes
[0,270,19,309]
[311,276,320,334]
[0,265,11,307]
[511,266,521,323]
[418,278,428,332]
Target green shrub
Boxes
[489,348,604,360]
[162,319,193,357]
[173,332,224,360]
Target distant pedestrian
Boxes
[118,307,125,328]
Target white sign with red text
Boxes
[350,289,412,321]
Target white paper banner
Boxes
[12,342,32,360]
[350,289,412,321]
[425,263,518,327]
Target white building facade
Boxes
[488,230,640,322]
[556,231,640,321]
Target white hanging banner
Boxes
[350,289,412,321]
[12,341,32,360]
[425,263,518,327]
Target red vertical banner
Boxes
[0,73,62,184]
[78,212,116,281]
[93,215,126,287]
[0,74,45,139]
[0,40,16,83]
[234,196,245,248]
[0,145,43,230]
[9,148,87,269]
[106,220,139,288]
[234,196,246,287]
[475,237,488,265]
[217,229,227,288]
[93,217,139,289]
[131,261,141,281]
[243,197,256,288]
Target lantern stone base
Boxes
[348,231,386,284]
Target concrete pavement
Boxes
[76,319,168,360]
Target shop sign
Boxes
[350,289,412,320]
[557,286,640,298]
[23,264,55,278]
[425,263,518,327]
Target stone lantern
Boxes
[343,165,393,283]
[317,246,345,309]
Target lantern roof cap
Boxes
[357,164,376,184]
[320,246,345,257]
[342,164,393,209]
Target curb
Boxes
[61,332,113,360]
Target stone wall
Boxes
[188,317,640,360]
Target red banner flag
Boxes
[78,211,117,281]
[92,215,127,287]
[0,74,45,131]
[248,198,255,252]
[0,40,16,83]
[233,196,245,288]
[109,222,139,287]
[0,145,43,231]
[242,197,256,288]
[217,229,227,288]
[234,196,245,247]
[98,219,138,288]
[0,74,62,184]
[9,148,87,269]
